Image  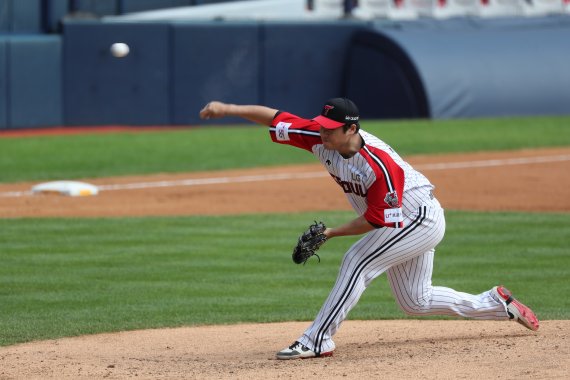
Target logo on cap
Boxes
[312,98,360,129]
[323,105,334,116]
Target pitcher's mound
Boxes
[1,320,568,379]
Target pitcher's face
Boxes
[319,124,357,151]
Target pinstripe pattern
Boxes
[387,256,508,320]
[311,207,428,353]
[297,195,509,354]
[359,130,432,193]
[311,130,434,221]
[271,125,511,355]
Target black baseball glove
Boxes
[292,221,327,265]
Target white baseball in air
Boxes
[110,42,130,58]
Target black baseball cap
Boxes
[312,97,360,129]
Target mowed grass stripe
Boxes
[1,211,568,346]
[1,116,569,183]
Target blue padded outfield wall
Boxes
[345,17,570,119]
[0,39,6,128]
[262,22,361,121]
[61,17,570,127]
[0,35,62,129]
[63,20,365,126]
[171,22,262,125]
[63,23,170,125]
[1,14,570,129]
[0,0,43,33]
[171,21,362,125]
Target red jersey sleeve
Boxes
[269,111,322,152]
[361,146,406,228]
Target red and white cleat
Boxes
[492,285,539,331]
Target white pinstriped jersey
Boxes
[269,112,434,228]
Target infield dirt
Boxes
[1,147,569,379]
[1,147,570,217]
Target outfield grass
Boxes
[1,117,568,347]
[0,116,569,183]
[1,211,568,346]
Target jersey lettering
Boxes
[269,112,430,228]
[275,122,291,141]
[330,174,368,197]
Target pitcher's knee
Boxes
[396,293,433,315]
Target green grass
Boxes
[1,211,568,346]
[1,117,569,346]
[0,116,569,183]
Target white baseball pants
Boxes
[298,193,509,355]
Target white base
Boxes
[31,181,99,197]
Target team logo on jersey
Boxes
[323,105,334,116]
[330,173,368,197]
[384,191,399,207]
[326,159,332,166]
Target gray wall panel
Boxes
[8,36,62,128]
[0,38,7,128]
[64,22,170,125]
[262,22,365,119]
[172,22,260,125]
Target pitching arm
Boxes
[199,101,278,126]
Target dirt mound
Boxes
[1,320,568,379]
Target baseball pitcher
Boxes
[199,98,539,360]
